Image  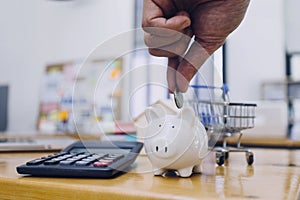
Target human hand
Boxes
[142,0,250,92]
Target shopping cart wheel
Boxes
[216,152,225,166]
[224,152,229,160]
[246,152,254,165]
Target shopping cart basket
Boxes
[186,85,257,166]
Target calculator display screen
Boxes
[69,147,131,155]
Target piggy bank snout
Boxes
[151,138,176,158]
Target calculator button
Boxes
[72,155,87,160]
[45,153,66,160]
[93,161,110,167]
[108,154,124,158]
[98,159,113,164]
[84,157,96,162]
[75,161,90,166]
[43,155,55,160]
[42,155,56,159]
[57,155,72,160]
[52,158,64,162]
[74,155,84,158]
[81,158,94,162]
[52,152,67,158]
[102,155,124,162]
[26,159,46,166]
[59,160,75,165]
[66,158,78,162]
[89,155,104,159]
[70,157,81,160]
[44,159,60,165]
[81,153,92,157]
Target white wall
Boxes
[285,0,300,53]
[0,0,134,133]
[227,0,285,102]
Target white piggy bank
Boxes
[143,105,208,177]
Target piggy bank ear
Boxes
[181,106,196,125]
[145,104,165,123]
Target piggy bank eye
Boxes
[172,125,175,128]
[158,124,162,127]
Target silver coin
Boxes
[174,88,184,109]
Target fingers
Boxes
[142,3,191,37]
[143,3,193,57]
[143,15,191,37]
[143,11,191,57]
[148,28,193,57]
[175,38,224,92]
[172,0,250,92]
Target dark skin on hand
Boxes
[142,0,250,93]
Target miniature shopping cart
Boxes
[186,85,257,166]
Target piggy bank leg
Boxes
[177,166,193,178]
[193,164,202,174]
[153,168,165,176]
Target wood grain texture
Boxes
[0,148,299,199]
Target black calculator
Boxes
[16,140,143,178]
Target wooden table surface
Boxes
[227,136,300,149]
[0,148,300,200]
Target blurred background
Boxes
[0,0,300,141]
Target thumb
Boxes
[176,39,220,92]
[167,56,180,93]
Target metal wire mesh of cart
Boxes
[185,85,257,166]
[193,101,257,133]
